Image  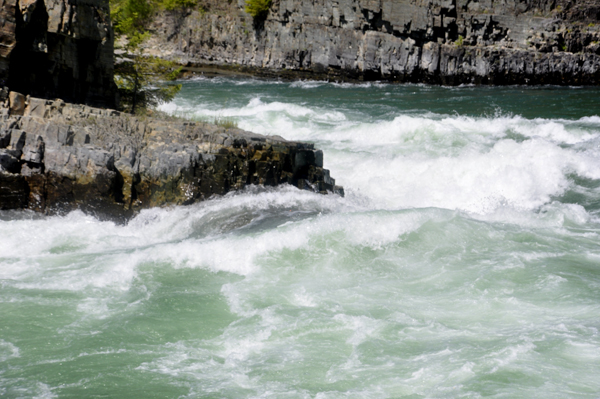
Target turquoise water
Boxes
[1,79,600,398]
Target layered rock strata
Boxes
[147,0,600,85]
[0,92,342,221]
[0,0,116,107]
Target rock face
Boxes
[0,0,116,107]
[147,0,600,84]
[0,92,342,221]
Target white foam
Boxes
[76,297,111,319]
[0,187,347,299]
[146,205,453,278]
[9,252,141,293]
[0,339,20,362]
[291,286,318,308]
[474,202,591,229]
[488,342,537,372]
[159,91,600,221]
[332,314,384,346]
[289,80,328,89]
[333,137,600,215]
[339,210,446,248]
[580,115,600,123]
[508,117,599,144]
[4,382,58,399]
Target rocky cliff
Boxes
[0,91,342,220]
[0,0,116,107]
[146,0,600,84]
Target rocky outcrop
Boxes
[146,0,600,85]
[0,0,116,107]
[0,92,342,221]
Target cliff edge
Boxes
[146,0,600,85]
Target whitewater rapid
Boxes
[1,79,600,398]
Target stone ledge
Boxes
[0,92,343,221]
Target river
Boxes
[1,78,600,398]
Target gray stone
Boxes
[21,134,44,164]
[145,0,600,85]
[0,93,343,221]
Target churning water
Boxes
[1,79,600,398]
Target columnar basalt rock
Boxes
[146,0,600,85]
[0,93,343,221]
[0,0,116,107]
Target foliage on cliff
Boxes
[244,0,271,19]
[110,0,183,114]
[110,0,199,32]
[160,0,198,11]
[114,33,182,114]
[110,0,153,34]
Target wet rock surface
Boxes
[146,0,600,85]
[0,92,343,221]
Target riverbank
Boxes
[143,0,600,85]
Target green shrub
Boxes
[110,0,185,114]
[114,32,182,114]
[245,0,271,18]
[213,116,238,129]
[160,0,198,11]
[110,0,152,34]
[455,35,464,47]
[110,0,198,31]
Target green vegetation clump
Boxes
[110,0,199,32]
[455,35,464,47]
[212,116,238,129]
[114,36,182,115]
[167,112,239,128]
[245,0,271,18]
[110,0,185,114]
[160,0,198,11]
[110,0,152,35]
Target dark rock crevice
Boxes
[0,0,116,107]
[8,0,50,96]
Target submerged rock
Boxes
[0,92,343,221]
